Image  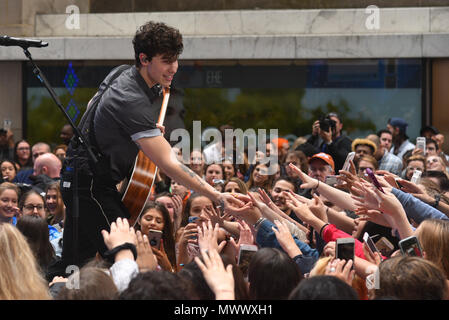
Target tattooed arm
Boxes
[137,136,222,202]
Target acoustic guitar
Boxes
[121,87,170,226]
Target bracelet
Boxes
[432,194,441,208]
[103,242,137,264]
[319,223,330,239]
[253,217,265,230]
[313,180,320,191]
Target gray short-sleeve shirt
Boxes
[93,65,162,183]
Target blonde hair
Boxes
[0,224,51,300]
[309,256,332,277]
[309,256,368,300]
[416,219,449,279]
[0,182,20,198]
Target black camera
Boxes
[319,116,336,132]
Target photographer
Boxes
[306,113,352,173]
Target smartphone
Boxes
[325,175,338,186]
[399,235,423,257]
[363,232,382,258]
[416,137,426,155]
[148,229,163,250]
[375,237,394,257]
[213,179,225,185]
[3,119,11,131]
[365,168,384,193]
[237,244,258,278]
[336,238,355,268]
[410,170,422,184]
[341,152,356,172]
[188,216,199,240]
[188,216,199,224]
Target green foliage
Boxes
[27,87,377,148]
[27,88,97,146]
[183,88,376,139]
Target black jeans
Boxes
[60,171,130,268]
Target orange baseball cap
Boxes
[308,152,335,171]
[272,138,289,151]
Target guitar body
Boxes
[121,150,158,226]
[121,87,170,226]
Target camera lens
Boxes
[150,239,157,246]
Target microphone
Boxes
[0,35,48,48]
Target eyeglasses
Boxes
[23,204,45,211]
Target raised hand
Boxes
[325,258,355,287]
[194,249,235,300]
[272,219,302,258]
[201,205,230,228]
[288,163,319,190]
[236,219,255,246]
[284,191,316,223]
[362,242,382,266]
[224,193,261,225]
[197,220,227,253]
[308,193,328,222]
[395,179,425,195]
[179,223,199,246]
[323,241,336,257]
[172,194,184,225]
[101,217,136,250]
[136,230,158,272]
[152,240,174,272]
[337,168,360,193]
[355,208,392,228]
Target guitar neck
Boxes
[157,87,170,125]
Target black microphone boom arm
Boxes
[0,35,48,48]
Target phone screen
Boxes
[148,230,163,249]
[363,232,380,256]
[337,242,354,262]
[375,237,394,257]
[341,152,355,172]
[188,216,199,224]
[399,237,422,257]
[238,246,258,278]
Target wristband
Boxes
[319,223,330,239]
[432,194,441,208]
[103,242,137,263]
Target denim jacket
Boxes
[256,219,320,274]
[392,188,449,224]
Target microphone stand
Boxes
[22,47,98,268]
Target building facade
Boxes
[1,0,448,151]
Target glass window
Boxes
[24,59,422,147]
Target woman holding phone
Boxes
[137,201,177,272]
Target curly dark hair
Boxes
[133,21,183,68]
[120,271,194,300]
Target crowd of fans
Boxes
[1,114,449,300]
